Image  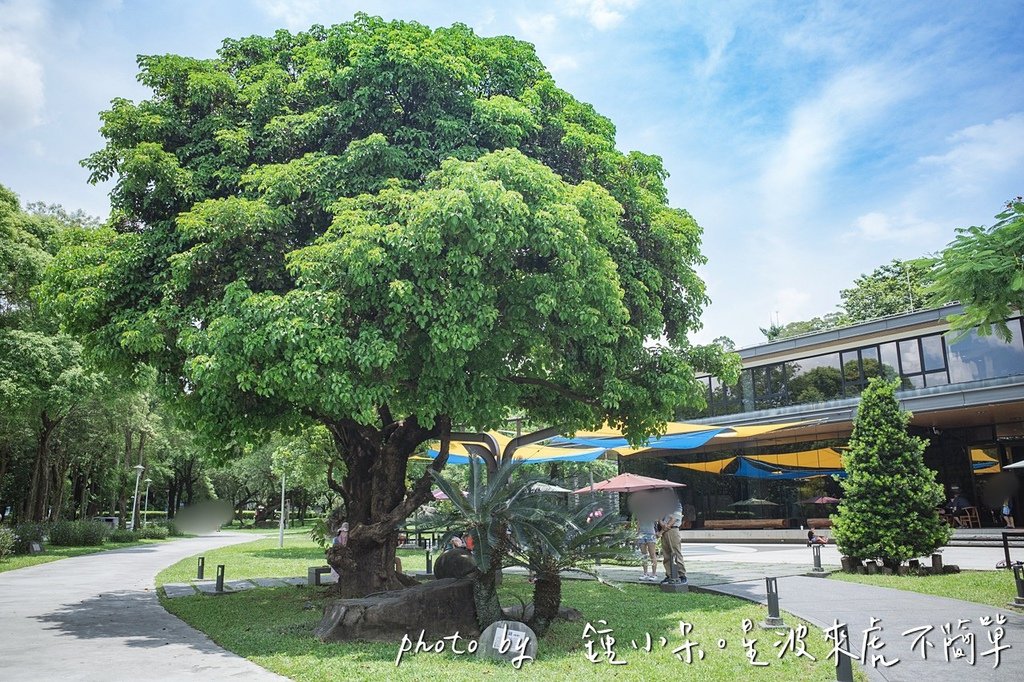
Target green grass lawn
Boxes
[157,534,428,585]
[159,537,860,681]
[219,523,311,535]
[0,537,174,574]
[830,569,1022,609]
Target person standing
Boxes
[659,502,687,584]
[635,516,658,581]
[1003,498,1016,529]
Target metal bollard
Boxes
[1012,562,1024,606]
[812,544,825,573]
[762,577,786,629]
[835,623,854,682]
[215,564,225,593]
[197,556,205,580]
[426,547,433,575]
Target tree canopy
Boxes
[40,16,734,594]
[924,196,1024,341]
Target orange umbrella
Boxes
[573,473,686,494]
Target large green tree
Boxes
[41,16,735,595]
[924,197,1024,341]
[831,378,950,568]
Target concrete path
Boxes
[0,533,286,681]
[704,575,1024,681]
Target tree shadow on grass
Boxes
[165,576,763,671]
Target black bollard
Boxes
[1012,562,1024,607]
[197,556,205,580]
[215,564,225,593]
[426,547,433,575]
[762,577,787,629]
[835,623,854,682]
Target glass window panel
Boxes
[740,370,755,411]
[899,339,921,374]
[946,320,1024,383]
[841,351,862,391]
[925,371,949,387]
[879,342,900,378]
[921,335,945,371]
[786,353,843,404]
[860,347,885,380]
[906,374,925,389]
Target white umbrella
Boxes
[1005,461,1024,470]
[529,482,574,493]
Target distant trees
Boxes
[761,259,931,342]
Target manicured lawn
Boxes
[157,534,428,586]
[0,538,174,574]
[219,523,311,535]
[830,570,1022,609]
[160,537,860,681]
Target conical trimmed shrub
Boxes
[832,378,951,568]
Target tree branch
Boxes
[506,375,603,408]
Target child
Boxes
[636,518,659,581]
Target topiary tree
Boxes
[831,377,950,569]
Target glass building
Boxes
[626,304,1024,529]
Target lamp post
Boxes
[278,472,286,549]
[143,478,153,528]
[130,464,145,531]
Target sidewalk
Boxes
[704,576,1024,681]
[0,532,285,681]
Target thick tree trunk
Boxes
[529,573,562,636]
[28,414,58,521]
[323,413,450,597]
[473,571,504,629]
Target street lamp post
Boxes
[143,478,153,528]
[278,472,286,549]
[130,464,145,531]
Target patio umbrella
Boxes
[799,496,840,505]
[572,472,686,494]
[529,482,574,494]
[1005,460,1024,470]
[728,498,779,507]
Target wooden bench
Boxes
[307,565,332,586]
[806,518,833,529]
[703,519,790,530]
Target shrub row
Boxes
[0,527,15,561]
[48,520,108,547]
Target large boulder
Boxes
[315,577,478,642]
[433,548,477,579]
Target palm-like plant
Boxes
[430,458,554,629]
[515,499,635,635]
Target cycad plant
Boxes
[516,499,635,635]
[430,458,553,628]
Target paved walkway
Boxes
[0,532,285,681]
[704,575,1024,681]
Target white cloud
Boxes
[253,0,336,30]
[760,65,908,226]
[844,211,940,242]
[514,12,558,40]
[0,0,47,132]
[567,0,639,31]
[920,113,1024,196]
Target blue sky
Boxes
[1,1,1022,347]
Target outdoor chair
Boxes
[957,507,981,529]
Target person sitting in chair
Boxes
[807,528,827,546]
[945,487,971,526]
